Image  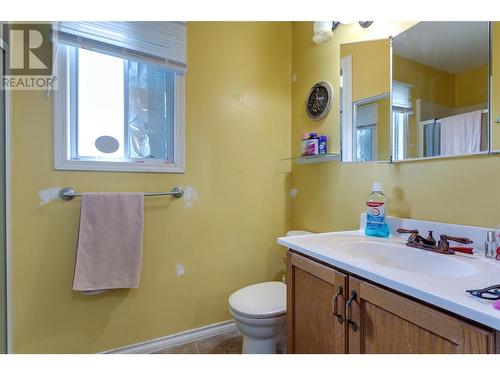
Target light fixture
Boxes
[312,21,373,44]
[358,21,374,28]
[312,21,340,44]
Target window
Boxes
[392,110,408,160]
[355,103,377,162]
[391,81,412,161]
[54,22,186,173]
[423,121,441,157]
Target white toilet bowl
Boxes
[228,230,312,354]
[228,281,286,354]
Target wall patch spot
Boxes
[176,264,185,277]
[39,187,61,205]
[183,186,198,208]
[290,188,299,199]
[232,94,246,107]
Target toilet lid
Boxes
[229,281,286,319]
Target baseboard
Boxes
[103,320,237,354]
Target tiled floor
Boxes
[153,330,243,354]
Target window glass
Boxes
[78,48,125,159]
[423,122,441,157]
[126,61,174,160]
[68,45,175,163]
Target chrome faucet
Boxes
[397,228,473,255]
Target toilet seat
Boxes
[228,281,286,319]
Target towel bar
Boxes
[59,186,184,201]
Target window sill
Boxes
[54,159,185,173]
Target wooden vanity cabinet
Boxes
[347,277,496,353]
[287,251,348,353]
[287,251,498,354]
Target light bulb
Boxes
[312,21,334,44]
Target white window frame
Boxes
[392,109,409,160]
[340,55,353,162]
[53,45,185,173]
[391,80,412,161]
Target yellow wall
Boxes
[340,39,390,102]
[393,54,456,157]
[393,54,488,110]
[291,22,500,235]
[376,96,391,160]
[393,54,456,108]
[454,64,489,108]
[10,22,292,353]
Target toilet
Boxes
[228,230,312,354]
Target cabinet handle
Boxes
[332,286,343,324]
[345,290,358,332]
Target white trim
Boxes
[416,98,423,158]
[53,46,185,174]
[389,38,394,162]
[0,44,13,352]
[103,320,237,354]
[4,68,13,354]
[391,150,489,163]
[173,73,186,173]
[340,55,353,162]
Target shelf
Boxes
[283,153,341,165]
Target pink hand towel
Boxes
[72,193,144,295]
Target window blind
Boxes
[56,21,186,72]
[392,81,412,109]
[356,104,377,127]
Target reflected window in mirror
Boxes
[392,81,412,160]
[423,121,441,157]
[355,103,377,161]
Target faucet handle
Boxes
[440,234,473,245]
[438,234,473,253]
[397,228,419,234]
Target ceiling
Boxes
[393,22,489,74]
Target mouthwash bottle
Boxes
[365,182,389,238]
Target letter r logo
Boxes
[3,23,52,75]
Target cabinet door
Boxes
[346,277,496,354]
[287,251,347,354]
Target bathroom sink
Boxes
[331,238,477,278]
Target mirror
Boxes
[490,22,500,151]
[391,21,490,161]
[340,39,391,162]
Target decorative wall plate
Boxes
[306,81,333,120]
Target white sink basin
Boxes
[332,238,477,277]
[278,227,500,330]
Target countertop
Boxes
[278,230,500,330]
